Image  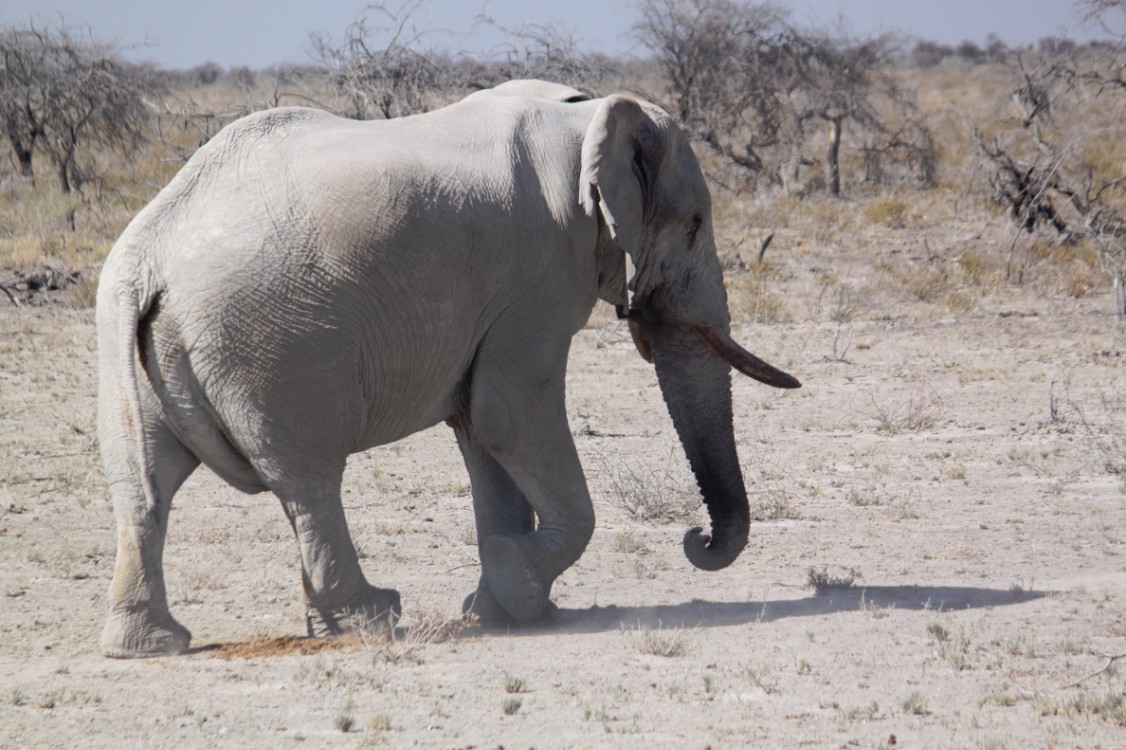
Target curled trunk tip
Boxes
[683,522,748,572]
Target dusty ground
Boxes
[1,219,1124,748]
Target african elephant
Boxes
[96,79,799,658]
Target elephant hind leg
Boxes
[100,419,199,658]
[273,479,400,638]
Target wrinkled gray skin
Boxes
[96,79,799,657]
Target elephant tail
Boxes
[96,252,163,514]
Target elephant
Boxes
[95,78,800,658]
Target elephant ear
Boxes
[578,95,649,264]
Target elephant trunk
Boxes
[650,325,750,571]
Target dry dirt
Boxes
[1,225,1124,748]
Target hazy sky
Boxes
[0,0,1106,69]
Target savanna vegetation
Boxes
[1,0,1123,320]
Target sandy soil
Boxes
[1,230,1124,748]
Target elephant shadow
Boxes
[488,585,1048,636]
[184,585,1046,656]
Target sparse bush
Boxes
[1051,381,1126,476]
[955,249,1001,288]
[863,378,944,434]
[367,607,473,664]
[807,567,858,591]
[1067,691,1126,726]
[877,258,955,305]
[597,452,698,524]
[398,608,472,645]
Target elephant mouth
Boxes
[618,306,800,390]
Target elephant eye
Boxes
[686,214,703,248]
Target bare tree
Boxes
[632,0,788,176]
[771,30,903,196]
[632,0,933,195]
[0,26,48,179]
[309,2,613,121]
[975,2,1126,315]
[471,19,612,92]
[0,22,152,196]
[309,1,453,119]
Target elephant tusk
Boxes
[691,325,801,389]
[627,318,653,363]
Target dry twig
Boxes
[1058,652,1126,689]
[0,284,21,307]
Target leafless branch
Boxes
[1058,651,1126,689]
[0,283,21,307]
[0,21,153,198]
[631,0,932,194]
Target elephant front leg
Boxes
[456,362,596,625]
[277,489,401,638]
[453,424,545,626]
[478,441,595,623]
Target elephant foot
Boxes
[101,608,191,658]
[463,581,557,628]
[305,583,401,639]
[479,534,553,624]
[462,580,512,627]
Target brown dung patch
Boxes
[192,635,381,660]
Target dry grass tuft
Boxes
[397,608,475,646]
[610,529,651,554]
[862,194,914,229]
[1066,692,1126,726]
[901,690,929,715]
[629,622,693,657]
[750,489,799,521]
[504,675,528,694]
[725,261,791,324]
[927,620,972,670]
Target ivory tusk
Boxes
[627,317,653,363]
[692,325,801,389]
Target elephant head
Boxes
[579,95,800,572]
